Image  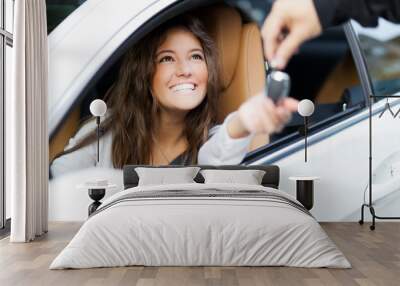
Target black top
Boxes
[313,0,400,29]
[168,152,192,165]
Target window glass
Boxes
[0,50,3,228]
[225,0,363,146]
[226,0,272,25]
[0,1,4,228]
[352,18,400,97]
[268,27,362,143]
[1,0,13,226]
[5,0,13,33]
[5,44,11,220]
[46,0,86,33]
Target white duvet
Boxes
[50,183,351,269]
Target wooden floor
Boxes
[0,222,399,286]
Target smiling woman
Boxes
[49,14,297,178]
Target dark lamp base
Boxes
[88,188,106,216]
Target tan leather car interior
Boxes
[315,53,359,104]
[49,5,269,163]
[199,5,269,149]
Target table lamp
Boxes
[89,99,107,164]
[298,99,315,162]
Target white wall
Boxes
[49,167,123,221]
[46,0,400,223]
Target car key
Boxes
[265,67,291,104]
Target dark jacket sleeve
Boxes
[313,0,400,29]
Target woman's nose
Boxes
[176,60,192,77]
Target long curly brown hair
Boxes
[52,15,220,168]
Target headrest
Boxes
[198,6,242,89]
[216,22,266,122]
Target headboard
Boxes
[123,165,280,189]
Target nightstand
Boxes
[77,182,117,216]
[289,176,320,210]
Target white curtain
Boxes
[7,0,48,242]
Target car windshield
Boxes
[352,18,400,97]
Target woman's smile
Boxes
[170,82,196,92]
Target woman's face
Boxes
[152,27,208,114]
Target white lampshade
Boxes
[298,99,315,117]
[90,99,107,117]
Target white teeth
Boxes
[172,83,195,92]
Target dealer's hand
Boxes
[227,94,298,138]
[262,0,322,69]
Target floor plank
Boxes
[0,222,399,286]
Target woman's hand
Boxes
[227,94,299,139]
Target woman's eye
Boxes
[192,54,204,60]
[159,56,174,63]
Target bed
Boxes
[50,165,351,269]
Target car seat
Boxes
[198,5,268,149]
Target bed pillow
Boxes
[135,167,201,186]
[200,169,266,185]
